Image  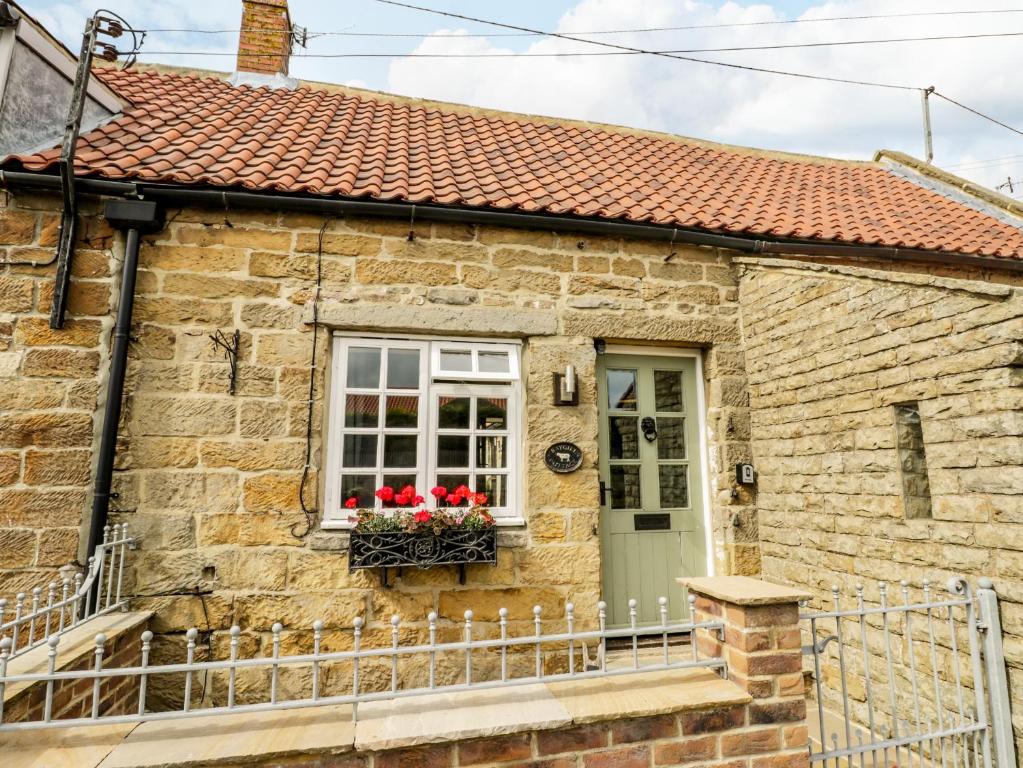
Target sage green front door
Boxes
[597,353,708,626]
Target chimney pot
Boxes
[236,0,293,77]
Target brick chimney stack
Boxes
[237,0,293,76]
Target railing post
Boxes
[683,576,813,768]
[977,578,1017,768]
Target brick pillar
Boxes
[237,0,292,75]
[684,575,812,768]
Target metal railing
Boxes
[0,594,726,731]
[0,524,135,661]
[801,577,1016,768]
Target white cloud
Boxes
[385,0,1023,192]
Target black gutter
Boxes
[84,200,164,570]
[3,170,1022,274]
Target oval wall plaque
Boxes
[544,442,583,473]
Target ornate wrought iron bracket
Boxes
[209,329,240,395]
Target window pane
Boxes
[476,397,507,430]
[657,417,686,460]
[438,435,470,467]
[384,434,417,468]
[477,436,507,468]
[383,474,416,497]
[477,474,508,507]
[342,434,377,468]
[654,371,684,412]
[385,395,419,428]
[607,370,637,411]
[610,465,641,509]
[341,474,375,508]
[438,396,470,429]
[344,394,379,428]
[346,347,381,388]
[387,348,420,389]
[440,349,472,372]
[436,474,470,498]
[609,417,639,460]
[659,465,689,508]
[478,351,510,373]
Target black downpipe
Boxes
[85,201,164,565]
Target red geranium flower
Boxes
[414,510,432,523]
[454,484,471,497]
[394,491,411,506]
[375,486,395,502]
[413,495,426,505]
[430,486,447,499]
[446,493,464,506]
[472,493,488,506]
[344,497,358,509]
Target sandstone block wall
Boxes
[0,196,114,595]
[0,191,754,676]
[737,257,1023,752]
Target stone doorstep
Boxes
[680,576,813,606]
[3,611,154,705]
[10,667,750,768]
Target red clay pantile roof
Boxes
[7,68,1023,260]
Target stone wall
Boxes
[0,190,754,674]
[737,256,1023,749]
[0,194,113,595]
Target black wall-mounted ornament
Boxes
[209,329,241,395]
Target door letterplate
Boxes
[634,513,670,531]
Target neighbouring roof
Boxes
[5,66,1023,261]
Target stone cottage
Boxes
[0,0,1021,754]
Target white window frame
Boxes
[323,334,523,529]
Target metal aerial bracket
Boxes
[49,10,141,329]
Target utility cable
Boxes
[931,92,1023,138]
[369,0,919,91]
[126,8,1023,37]
[132,29,1023,58]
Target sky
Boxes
[25,0,1023,195]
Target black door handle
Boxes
[599,481,610,506]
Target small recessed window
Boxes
[894,403,932,520]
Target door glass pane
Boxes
[346,347,381,388]
[383,474,416,497]
[477,474,508,507]
[341,474,375,508]
[344,394,379,428]
[440,349,472,372]
[607,370,637,410]
[476,397,507,430]
[437,435,470,467]
[385,395,418,428]
[436,474,470,497]
[657,418,686,460]
[659,465,689,508]
[387,349,420,389]
[478,351,510,373]
[383,434,417,468]
[610,465,641,509]
[342,434,377,467]
[609,417,639,460]
[654,370,684,412]
[438,396,470,429]
[476,436,507,468]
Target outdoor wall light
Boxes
[553,364,579,406]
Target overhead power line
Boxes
[945,154,1023,170]
[932,93,1023,138]
[133,29,1023,58]
[128,8,1023,37]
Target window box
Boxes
[349,527,496,585]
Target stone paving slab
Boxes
[5,723,137,768]
[547,667,750,724]
[354,682,570,752]
[97,705,355,768]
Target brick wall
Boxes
[3,617,148,723]
[737,256,1023,751]
[0,190,755,703]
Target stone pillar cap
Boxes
[680,576,812,606]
